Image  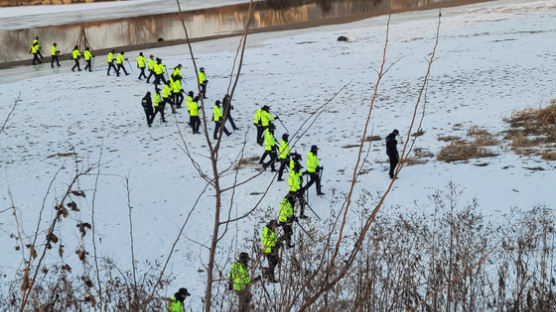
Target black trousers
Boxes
[138,67,146,79]
[256,126,263,145]
[236,290,251,312]
[146,69,154,83]
[388,153,399,178]
[116,63,128,75]
[32,53,41,65]
[277,156,289,180]
[280,222,293,247]
[200,82,207,98]
[51,55,60,67]
[71,59,81,71]
[288,190,306,217]
[260,150,277,171]
[265,252,279,277]
[191,116,201,133]
[304,172,322,195]
[225,112,238,130]
[144,110,154,127]
[107,62,117,75]
[84,60,92,71]
[214,121,230,140]
[173,93,184,108]
[154,74,166,86]
[153,104,166,123]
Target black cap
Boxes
[393,129,399,135]
[215,100,221,105]
[282,133,289,140]
[178,288,190,297]
[311,145,318,151]
[239,252,249,261]
[262,105,270,111]
[188,91,194,96]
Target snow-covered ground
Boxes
[0,0,250,30]
[1,0,555,309]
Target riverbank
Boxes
[0,0,496,67]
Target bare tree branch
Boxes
[1,91,21,133]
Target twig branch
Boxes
[1,91,21,133]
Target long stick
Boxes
[126,59,133,72]
[275,114,290,133]
[294,219,315,242]
[303,200,321,220]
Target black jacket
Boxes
[142,95,153,112]
[385,133,398,157]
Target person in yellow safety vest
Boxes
[303,145,324,196]
[115,51,129,76]
[187,92,201,134]
[253,107,264,145]
[107,49,117,76]
[152,88,167,123]
[50,43,60,68]
[229,252,252,312]
[277,133,290,181]
[167,288,190,312]
[167,77,177,114]
[288,161,307,219]
[259,124,277,171]
[279,194,296,248]
[71,45,82,72]
[262,220,280,282]
[83,47,94,72]
[30,36,42,65]
[172,64,182,80]
[198,67,208,99]
[136,52,147,80]
[260,105,275,130]
[154,58,166,86]
[213,100,231,140]
[162,80,174,114]
[146,55,156,83]
[171,75,184,108]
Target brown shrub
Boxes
[364,135,382,142]
[403,156,428,166]
[234,156,260,169]
[474,135,498,146]
[438,135,461,142]
[412,129,425,137]
[467,125,489,136]
[413,147,434,158]
[541,151,556,161]
[437,140,498,162]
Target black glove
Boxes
[228,281,233,290]
[275,116,279,120]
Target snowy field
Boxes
[1,0,555,308]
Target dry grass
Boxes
[541,151,556,161]
[505,100,556,160]
[412,129,425,137]
[438,135,461,142]
[437,140,498,162]
[403,156,428,166]
[467,125,489,136]
[234,156,260,169]
[364,135,381,142]
[413,147,434,159]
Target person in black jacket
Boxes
[222,94,239,130]
[385,129,399,179]
[141,92,154,127]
